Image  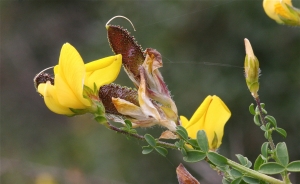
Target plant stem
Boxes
[106,122,178,149]
[227,159,284,184]
[255,97,291,183]
[255,97,275,150]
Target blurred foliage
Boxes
[1,0,299,183]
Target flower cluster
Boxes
[34,17,231,151]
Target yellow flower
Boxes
[37,43,122,115]
[180,95,231,150]
[263,0,300,26]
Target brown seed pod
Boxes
[106,16,145,85]
[99,83,139,115]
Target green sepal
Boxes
[236,154,252,168]
[249,103,255,115]
[242,176,260,184]
[176,126,189,140]
[254,115,261,126]
[70,108,90,115]
[155,146,168,157]
[276,128,287,138]
[254,154,265,171]
[197,130,209,152]
[144,134,156,147]
[264,115,277,128]
[94,115,107,124]
[286,161,300,172]
[183,150,206,163]
[261,142,269,160]
[207,152,227,167]
[276,142,289,166]
[258,162,285,174]
[142,146,154,154]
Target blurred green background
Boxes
[1,0,300,183]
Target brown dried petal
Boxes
[176,163,200,184]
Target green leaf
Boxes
[254,155,265,171]
[265,122,271,130]
[264,131,270,140]
[264,115,277,128]
[286,161,300,172]
[175,139,186,149]
[260,103,265,109]
[242,176,260,184]
[187,139,199,148]
[183,150,206,163]
[124,119,133,127]
[260,125,266,131]
[155,146,168,157]
[276,128,287,138]
[254,115,261,126]
[207,152,227,167]
[176,129,188,140]
[181,148,187,156]
[261,142,269,159]
[231,177,242,184]
[258,162,285,174]
[276,142,289,166]
[222,178,230,184]
[230,169,243,178]
[144,134,156,147]
[197,130,209,152]
[236,154,251,167]
[142,146,154,154]
[249,103,255,115]
[176,126,188,139]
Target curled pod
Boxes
[106,23,145,86]
[99,83,139,115]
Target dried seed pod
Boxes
[99,83,139,115]
[106,16,145,85]
[176,163,200,184]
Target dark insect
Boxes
[33,72,54,90]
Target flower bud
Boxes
[244,39,260,98]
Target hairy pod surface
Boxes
[106,25,145,85]
[99,83,139,115]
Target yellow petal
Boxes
[112,97,145,119]
[185,95,213,129]
[203,95,231,149]
[38,82,73,115]
[84,54,122,89]
[263,0,293,23]
[55,74,88,109]
[56,43,90,107]
[180,116,189,127]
